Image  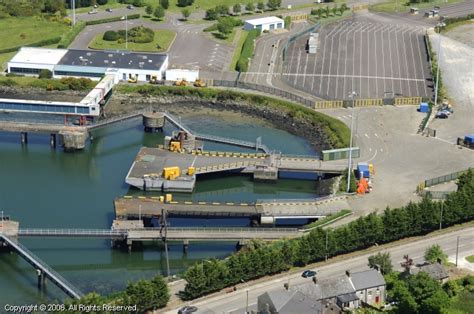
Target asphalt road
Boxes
[283,16,433,100]
[164,226,474,313]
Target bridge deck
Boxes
[0,121,87,134]
[0,234,83,299]
[115,196,349,219]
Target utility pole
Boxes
[246,289,249,314]
[434,23,442,107]
[71,0,76,26]
[347,91,357,193]
[125,14,128,50]
[160,208,170,278]
[455,236,460,266]
[325,229,328,262]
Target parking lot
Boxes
[282,19,433,100]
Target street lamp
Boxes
[121,15,128,50]
[347,91,358,193]
[241,278,250,314]
[71,0,76,26]
[433,23,443,107]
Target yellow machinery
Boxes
[159,195,165,202]
[149,75,158,84]
[193,79,206,87]
[165,194,173,202]
[187,166,195,176]
[174,79,188,86]
[163,167,180,180]
[169,141,181,152]
[128,75,138,83]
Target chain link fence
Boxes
[424,170,469,187]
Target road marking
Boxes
[387,24,396,95]
[302,50,309,88]
[367,149,378,162]
[365,133,370,138]
[327,22,348,97]
[294,47,302,85]
[374,133,378,137]
[401,28,411,96]
[319,24,340,95]
[415,29,429,97]
[408,30,420,96]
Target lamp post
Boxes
[434,23,443,107]
[241,278,250,313]
[439,201,443,230]
[125,14,128,50]
[71,0,76,26]
[347,91,358,193]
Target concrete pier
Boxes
[143,112,165,132]
[59,130,88,151]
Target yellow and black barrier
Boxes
[289,14,309,21]
[394,97,422,106]
[355,98,383,107]
[314,100,344,109]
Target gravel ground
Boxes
[445,22,474,48]
[428,32,474,143]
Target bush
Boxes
[58,21,86,48]
[38,69,53,79]
[103,30,118,41]
[284,16,291,30]
[60,77,95,91]
[205,8,218,20]
[177,0,194,7]
[236,28,260,72]
[85,14,140,25]
[127,26,154,43]
[0,79,18,87]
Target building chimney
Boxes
[346,270,351,277]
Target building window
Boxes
[146,74,151,81]
[123,73,127,80]
[368,291,372,296]
[277,23,283,28]
[10,67,41,74]
[54,71,103,78]
[269,24,275,30]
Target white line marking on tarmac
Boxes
[367,149,378,162]
[365,133,369,138]
[374,133,378,137]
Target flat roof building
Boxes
[7,47,169,82]
[244,16,285,32]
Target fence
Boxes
[282,23,321,61]
[314,100,344,109]
[212,79,315,108]
[322,147,360,161]
[288,14,309,21]
[424,170,469,187]
[420,190,452,200]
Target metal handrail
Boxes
[0,234,83,299]
[89,109,147,130]
[257,195,335,204]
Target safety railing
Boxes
[18,229,126,237]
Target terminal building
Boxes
[7,47,169,83]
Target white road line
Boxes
[276,73,426,81]
[395,26,403,94]
[336,23,353,99]
[327,22,349,97]
[319,24,340,95]
[310,38,319,92]
[302,50,309,87]
[365,133,370,138]
[401,28,411,96]
[367,149,378,162]
[386,24,397,95]
[409,30,420,96]
[294,47,302,85]
[374,133,378,137]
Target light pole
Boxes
[347,91,358,193]
[434,23,443,107]
[71,0,76,26]
[325,228,329,262]
[241,278,250,313]
[125,14,128,50]
[455,236,460,266]
[439,201,443,230]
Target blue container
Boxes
[464,135,474,144]
[357,162,370,178]
[419,102,429,113]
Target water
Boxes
[0,110,317,304]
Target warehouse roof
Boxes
[57,49,168,71]
[244,16,284,25]
[9,47,68,65]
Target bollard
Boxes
[21,132,28,144]
[50,134,56,148]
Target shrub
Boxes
[236,28,260,72]
[127,26,154,43]
[85,14,140,26]
[38,69,53,79]
[0,79,18,87]
[159,0,169,9]
[205,8,218,20]
[103,30,119,41]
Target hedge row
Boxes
[85,14,140,25]
[443,13,474,26]
[236,28,260,72]
[182,169,474,299]
[58,21,86,48]
[0,37,61,54]
[115,84,350,148]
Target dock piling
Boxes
[183,240,189,254]
[50,134,56,148]
[21,132,28,145]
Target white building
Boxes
[165,69,199,82]
[243,16,285,32]
[7,47,169,82]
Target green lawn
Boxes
[445,291,474,314]
[466,255,474,263]
[443,19,474,33]
[229,30,248,70]
[302,210,352,230]
[210,28,237,44]
[0,17,69,50]
[89,30,176,52]
[309,9,353,25]
[370,0,463,13]
[0,51,17,71]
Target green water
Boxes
[0,111,317,304]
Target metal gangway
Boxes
[88,109,148,130]
[0,234,84,300]
[17,229,127,238]
[163,112,270,153]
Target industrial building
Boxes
[7,47,169,82]
[243,16,285,32]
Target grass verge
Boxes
[302,209,352,230]
[466,255,474,263]
[229,30,248,70]
[115,84,350,148]
[89,30,176,52]
[0,17,68,51]
[370,0,463,13]
[443,18,474,33]
[309,9,352,25]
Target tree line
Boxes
[182,169,474,299]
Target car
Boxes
[88,10,98,14]
[105,8,112,12]
[127,4,134,9]
[178,306,198,314]
[301,270,317,278]
[435,111,448,119]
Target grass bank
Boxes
[88,30,176,52]
[115,84,350,148]
[370,0,463,13]
[0,76,95,91]
[466,255,474,263]
[302,209,352,230]
[229,30,248,70]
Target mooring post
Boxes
[183,240,189,254]
[127,239,133,254]
[21,132,28,145]
[36,269,43,288]
[50,134,56,148]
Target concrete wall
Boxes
[357,286,385,306]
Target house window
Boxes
[269,24,275,30]
[360,291,364,295]
[146,74,151,81]
[368,291,372,296]
[277,23,282,28]
[122,73,126,80]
